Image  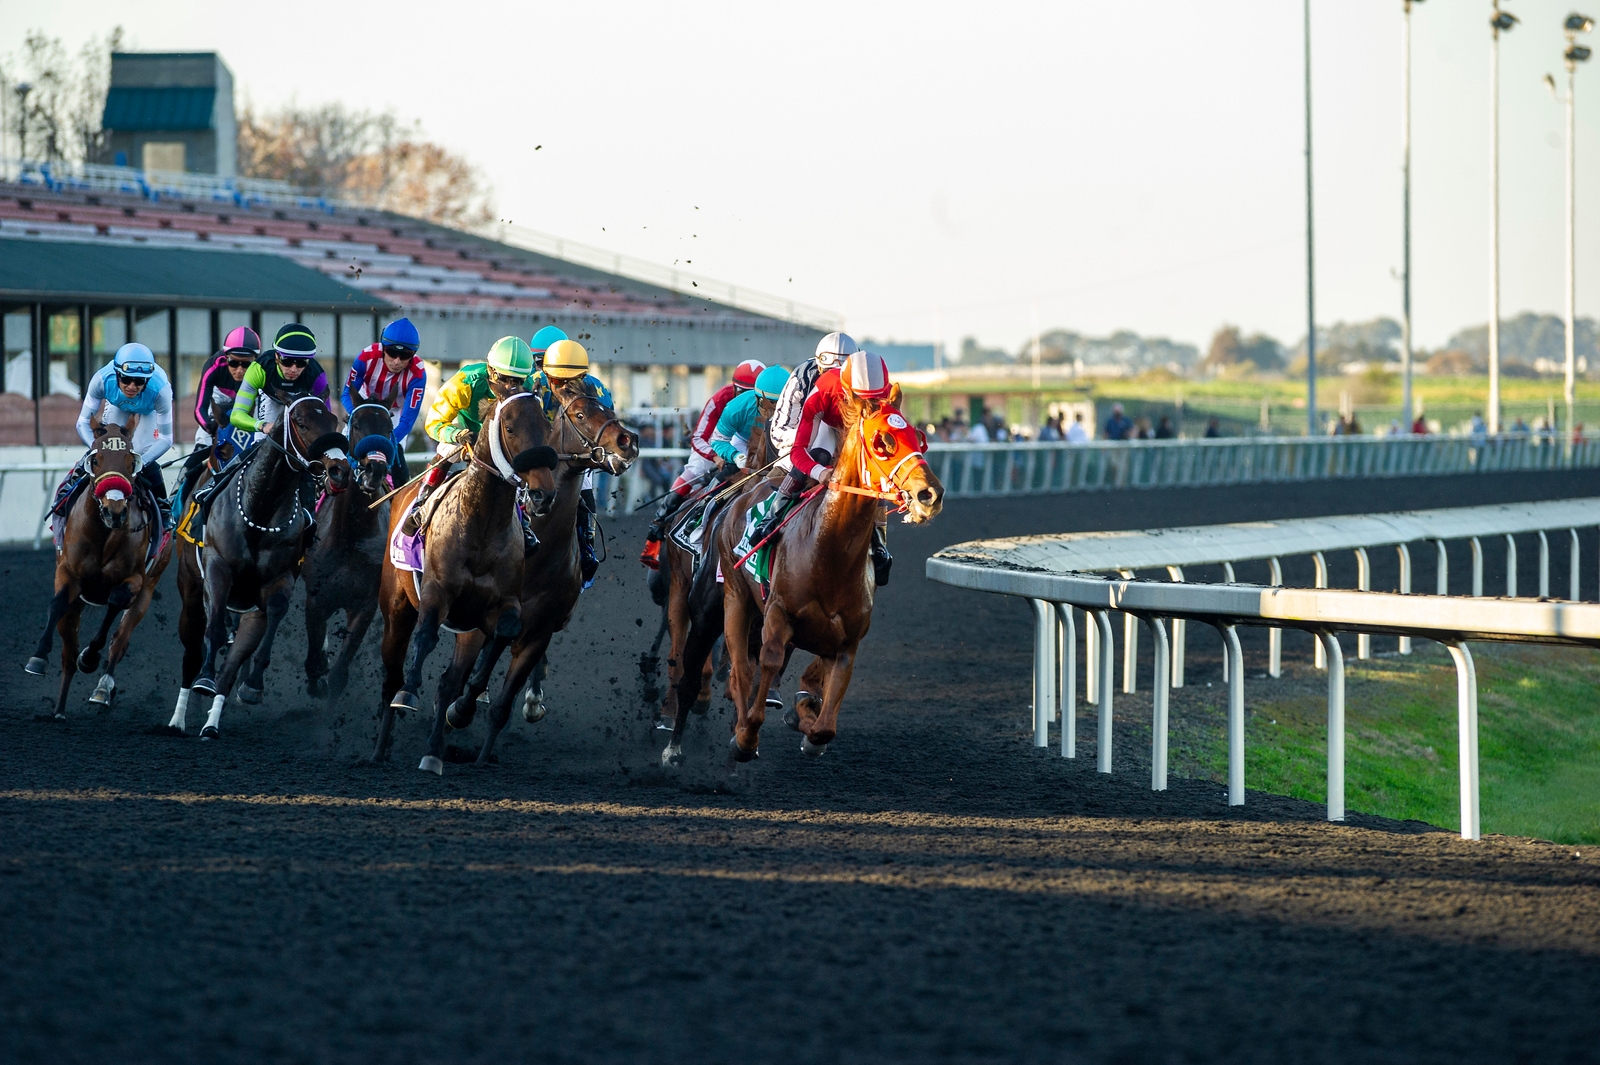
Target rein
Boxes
[554,390,623,467]
[826,419,927,513]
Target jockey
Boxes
[751,349,895,585]
[711,364,791,465]
[64,342,176,531]
[529,338,615,587]
[404,335,535,536]
[769,331,857,476]
[228,323,332,441]
[341,317,426,482]
[639,357,764,568]
[174,326,259,513]
[528,324,568,371]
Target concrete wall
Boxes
[105,53,235,177]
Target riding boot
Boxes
[577,488,600,588]
[750,466,809,544]
[870,522,893,587]
[641,488,689,568]
[401,461,450,536]
[175,446,211,512]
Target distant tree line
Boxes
[1,28,495,227]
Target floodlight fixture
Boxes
[1570,44,1594,62]
[1565,13,1594,33]
[1492,9,1519,31]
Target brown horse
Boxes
[667,380,943,765]
[24,422,173,718]
[654,407,775,732]
[372,391,559,773]
[443,381,638,764]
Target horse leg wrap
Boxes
[168,688,191,731]
[199,694,225,739]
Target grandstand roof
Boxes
[0,237,394,312]
[103,87,216,131]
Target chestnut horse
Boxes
[372,391,558,773]
[444,380,638,764]
[169,397,351,738]
[663,380,943,766]
[302,403,398,700]
[24,422,172,718]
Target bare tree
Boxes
[239,100,493,226]
[3,28,121,164]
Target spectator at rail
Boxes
[1204,416,1222,438]
[1103,403,1132,441]
[1510,416,1530,437]
[1411,413,1429,435]
[1066,412,1088,443]
[968,413,991,445]
[1038,415,1062,441]
[1133,416,1152,440]
[1470,412,1487,448]
[1154,415,1176,439]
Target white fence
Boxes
[926,498,1600,841]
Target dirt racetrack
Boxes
[4,469,1600,1063]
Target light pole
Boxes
[1563,13,1593,433]
[1306,0,1318,435]
[1400,0,1423,432]
[1490,3,1518,434]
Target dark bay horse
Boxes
[443,383,637,765]
[654,411,774,732]
[372,391,558,773]
[664,380,943,766]
[24,422,172,718]
[303,403,398,700]
[169,397,350,738]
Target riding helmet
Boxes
[843,350,891,399]
[273,324,318,359]
[222,326,262,357]
[754,365,790,401]
[528,325,568,355]
[487,336,536,378]
[112,343,158,380]
[380,317,420,353]
[732,359,766,389]
[814,331,858,368]
[542,339,590,379]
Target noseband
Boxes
[555,390,626,470]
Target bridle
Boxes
[553,387,628,472]
[469,392,558,485]
[87,434,137,529]
[828,408,929,513]
[237,396,347,532]
[346,402,397,493]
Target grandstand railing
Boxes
[927,497,1600,841]
[1,157,346,213]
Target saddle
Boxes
[666,493,723,566]
[178,448,254,547]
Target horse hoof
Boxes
[23,657,47,677]
[477,691,490,712]
[766,696,784,710]
[783,707,801,731]
[660,744,683,767]
[801,735,828,758]
[199,725,219,740]
[51,711,67,722]
[236,684,262,705]
[653,714,678,732]
[445,697,473,730]
[76,648,100,673]
[87,675,116,707]
[191,678,217,699]
[522,691,547,724]
[418,755,444,776]
[391,690,419,711]
[308,676,328,699]
[728,736,759,763]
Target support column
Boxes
[1166,565,1186,688]
[1119,569,1137,694]
[1505,534,1517,598]
[1268,557,1284,676]
[1396,544,1412,655]
[1094,610,1115,774]
[1445,642,1481,841]
[1147,616,1170,791]
[1571,528,1581,601]
[1215,623,1246,806]
[1320,632,1345,822]
[1435,539,1449,596]
[1054,603,1077,760]
[1470,537,1483,596]
[78,304,90,399]
[1312,551,1329,668]
[1030,599,1056,748]
[1355,547,1371,659]
[1538,531,1550,599]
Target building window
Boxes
[142,142,186,174]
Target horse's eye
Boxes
[872,431,898,459]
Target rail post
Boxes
[1267,557,1284,676]
[1119,569,1137,693]
[1572,528,1582,601]
[1166,565,1186,687]
[1029,599,1056,748]
[1538,530,1550,599]
[1470,537,1483,596]
[1318,632,1345,822]
[1094,610,1115,774]
[1146,616,1170,791]
[1505,534,1517,597]
[1435,539,1448,595]
[1396,544,1412,654]
[1215,623,1246,806]
[1354,547,1371,659]
[1445,642,1481,841]
[1054,603,1076,759]
[1085,613,1098,705]
[1312,551,1329,668]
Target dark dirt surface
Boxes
[4,469,1600,1063]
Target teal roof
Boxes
[0,238,395,312]
[103,87,216,131]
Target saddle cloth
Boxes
[734,493,780,585]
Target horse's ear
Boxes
[91,424,107,438]
[887,383,903,408]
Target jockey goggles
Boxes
[382,343,417,360]
[116,358,156,378]
[276,353,313,366]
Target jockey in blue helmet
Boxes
[61,343,176,531]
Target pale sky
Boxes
[3,0,1599,356]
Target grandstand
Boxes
[0,160,826,445]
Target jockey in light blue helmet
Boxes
[529,325,568,371]
[65,342,177,529]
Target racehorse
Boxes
[302,403,398,700]
[168,397,350,738]
[443,383,637,764]
[653,414,774,732]
[24,421,172,717]
[372,391,559,773]
[663,379,943,766]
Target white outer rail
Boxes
[928,555,1600,840]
